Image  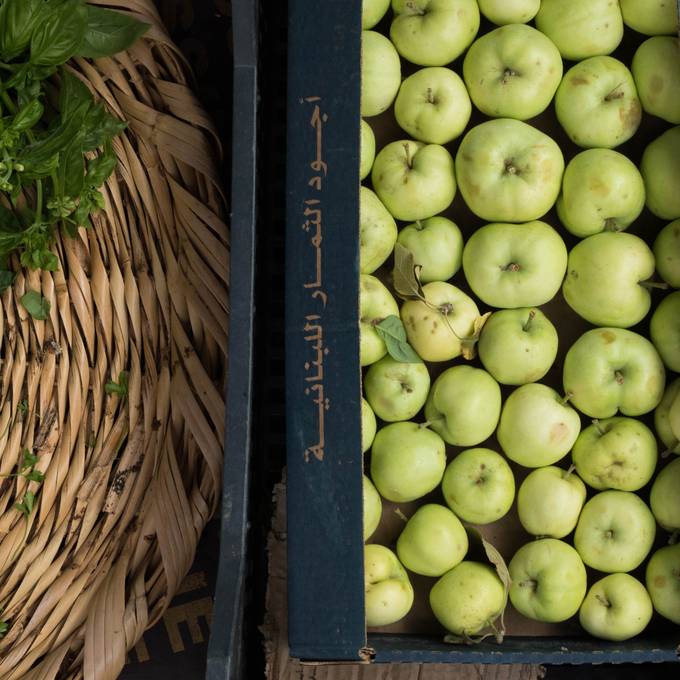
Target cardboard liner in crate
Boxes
[0,1,229,677]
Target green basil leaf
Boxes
[86,145,117,187]
[11,99,44,132]
[21,289,50,320]
[58,69,93,118]
[60,141,86,198]
[21,248,58,272]
[0,0,45,60]
[375,315,422,363]
[80,105,126,150]
[0,205,21,233]
[0,270,15,293]
[78,5,150,59]
[30,0,88,66]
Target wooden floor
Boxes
[263,482,543,680]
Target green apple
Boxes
[668,389,680,443]
[455,119,564,223]
[517,467,586,539]
[394,67,471,145]
[370,421,446,502]
[425,366,501,447]
[556,57,641,150]
[430,561,506,636]
[362,398,377,453]
[654,219,680,287]
[364,354,431,422]
[477,0,539,25]
[396,216,463,283]
[360,186,398,274]
[571,417,658,492]
[562,232,655,328]
[478,308,558,386]
[364,544,414,626]
[646,543,680,624]
[361,30,402,118]
[396,503,468,576]
[401,281,479,362]
[579,574,653,642]
[508,539,587,623]
[372,140,456,221]
[574,490,656,572]
[650,457,680,531]
[655,378,680,454]
[462,221,567,309]
[360,274,400,367]
[632,37,680,124]
[651,291,680,372]
[497,383,581,468]
[363,474,382,541]
[390,0,480,67]
[441,448,515,525]
[535,0,623,60]
[620,0,678,36]
[463,24,562,121]
[563,328,666,418]
[641,126,680,220]
[557,149,645,238]
[360,119,376,180]
[362,0,391,29]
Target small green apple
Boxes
[651,291,680,372]
[360,119,376,180]
[497,383,581,468]
[364,354,431,422]
[396,216,463,283]
[563,328,666,418]
[372,139,456,221]
[509,538,587,623]
[650,457,680,532]
[646,543,680,625]
[362,0,391,29]
[360,186,398,275]
[571,417,658,491]
[364,544,414,626]
[361,30,401,118]
[574,490,656,572]
[535,0,623,60]
[401,281,479,362]
[563,232,655,328]
[425,365,502,447]
[579,573,653,641]
[362,398,377,453]
[477,0,539,25]
[555,57,641,149]
[641,126,680,220]
[370,421,446,502]
[363,474,382,541]
[430,561,506,636]
[441,448,515,525]
[655,378,680,455]
[654,219,680,288]
[360,274,400,367]
[557,149,645,238]
[478,308,558,386]
[668,390,680,443]
[463,24,562,121]
[390,0,480,67]
[632,37,680,124]
[620,0,678,36]
[394,67,471,145]
[462,221,567,309]
[396,503,469,576]
[455,119,564,223]
[517,467,586,539]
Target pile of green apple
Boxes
[358,0,680,643]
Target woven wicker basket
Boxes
[0,1,228,677]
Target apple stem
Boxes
[595,594,612,608]
[519,579,538,591]
[604,82,625,102]
[394,508,409,523]
[522,310,536,332]
[640,280,669,290]
[662,440,678,458]
[403,142,413,169]
[562,464,576,480]
[501,262,521,272]
[415,220,424,231]
[614,370,625,385]
[592,419,607,436]
[426,87,435,105]
[560,392,573,406]
[405,1,426,15]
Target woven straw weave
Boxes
[0,1,229,677]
